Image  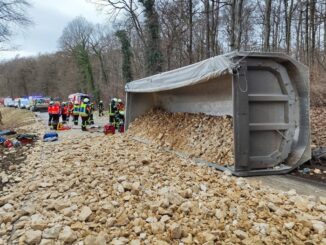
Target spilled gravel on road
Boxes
[0,115,325,244]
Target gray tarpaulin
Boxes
[125,54,234,93]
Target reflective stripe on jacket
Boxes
[109,103,116,116]
[79,103,89,117]
[73,105,80,115]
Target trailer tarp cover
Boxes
[125,54,234,92]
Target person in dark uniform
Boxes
[98,100,104,117]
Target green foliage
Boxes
[74,45,99,101]
[139,0,163,75]
[116,30,133,83]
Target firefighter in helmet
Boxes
[79,98,91,131]
[72,101,80,125]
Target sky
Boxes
[0,0,108,61]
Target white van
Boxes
[4,97,14,107]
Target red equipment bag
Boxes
[104,124,115,135]
[4,139,14,148]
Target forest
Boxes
[0,0,325,105]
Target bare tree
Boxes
[90,24,110,85]
[283,0,296,54]
[59,17,98,100]
[263,0,272,51]
[0,0,31,48]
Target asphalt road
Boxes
[35,111,109,128]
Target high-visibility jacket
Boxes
[48,105,53,114]
[73,104,80,116]
[109,103,117,116]
[52,104,60,115]
[79,103,89,117]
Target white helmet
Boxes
[83,98,90,103]
[117,99,122,103]
[100,100,103,103]
[113,98,118,102]
[49,101,54,105]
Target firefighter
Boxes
[72,102,80,125]
[98,100,104,117]
[51,102,61,130]
[116,99,125,131]
[109,98,118,124]
[88,102,95,125]
[79,98,91,131]
[48,101,54,126]
[67,101,74,122]
[61,102,69,123]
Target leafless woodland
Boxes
[0,0,326,105]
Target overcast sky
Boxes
[0,0,108,61]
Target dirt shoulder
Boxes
[0,107,37,131]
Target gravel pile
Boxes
[0,123,325,244]
[128,109,234,165]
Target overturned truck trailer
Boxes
[125,52,310,176]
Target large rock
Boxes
[234,230,248,240]
[79,206,92,221]
[130,240,141,245]
[42,225,62,239]
[84,234,106,245]
[169,223,182,239]
[196,231,216,243]
[116,212,129,226]
[58,226,77,243]
[40,239,55,245]
[25,229,42,244]
[30,214,47,231]
[151,222,165,234]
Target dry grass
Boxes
[0,107,36,130]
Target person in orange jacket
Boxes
[61,102,69,123]
[52,102,61,130]
[48,101,54,126]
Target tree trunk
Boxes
[236,0,244,50]
[324,1,326,55]
[93,48,109,85]
[305,1,309,64]
[296,0,303,60]
[229,0,236,50]
[188,0,193,64]
[284,0,294,54]
[205,0,210,58]
[139,0,163,75]
[310,0,316,65]
[264,0,272,51]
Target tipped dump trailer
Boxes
[125,52,310,176]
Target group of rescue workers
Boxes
[48,98,124,132]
